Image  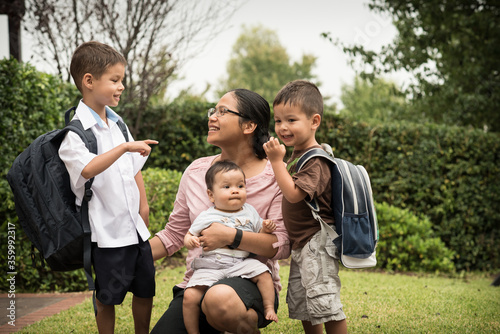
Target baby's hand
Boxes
[263,137,286,163]
[262,219,277,233]
[186,235,201,250]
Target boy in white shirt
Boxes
[59,41,158,334]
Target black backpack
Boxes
[6,107,129,292]
[296,144,378,269]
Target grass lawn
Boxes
[19,263,500,333]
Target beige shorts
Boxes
[287,230,346,326]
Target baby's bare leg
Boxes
[250,272,278,322]
[183,286,208,334]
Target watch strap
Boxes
[228,229,243,249]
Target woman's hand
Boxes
[198,223,234,251]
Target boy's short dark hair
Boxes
[205,160,246,191]
[273,80,323,119]
[70,41,126,92]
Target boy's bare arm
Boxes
[135,171,150,227]
[81,139,158,179]
[263,137,307,203]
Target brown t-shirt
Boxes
[283,146,333,250]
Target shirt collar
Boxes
[75,100,122,130]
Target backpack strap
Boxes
[63,108,97,312]
[296,147,335,214]
[117,121,130,142]
[296,146,340,279]
[64,106,130,142]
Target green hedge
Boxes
[140,102,499,271]
[375,202,455,273]
[0,58,82,291]
[0,58,80,224]
[0,166,181,292]
[317,116,500,271]
[142,167,182,234]
[139,102,220,172]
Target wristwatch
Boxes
[228,229,243,249]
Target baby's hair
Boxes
[70,41,126,92]
[205,160,246,191]
[273,80,323,118]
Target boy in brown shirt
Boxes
[263,80,347,334]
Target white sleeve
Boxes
[246,204,264,232]
[58,131,96,190]
[132,152,148,175]
[123,126,149,175]
[189,211,213,236]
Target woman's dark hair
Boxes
[229,89,270,159]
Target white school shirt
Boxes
[58,100,150,247]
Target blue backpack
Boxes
[296,144,378,269]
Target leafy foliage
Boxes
[0,58,82,292]
[0,58,80,230]
[340,76,410,123]
[218,24,318,103]
[316,114,500,271]
[326,0,500,131]
[142,168,182,235]
[375,202,455,273]
[23,0,239,136]
[0,166,182,292]
[138,99,220,172]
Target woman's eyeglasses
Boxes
[207,107,249,119]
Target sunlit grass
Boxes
[19,264,500,333]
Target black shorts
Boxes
[211,277,279,328]
[149,277,279,333]
[92,237,155,305]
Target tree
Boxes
[0,0,25,60]
[218,24,318,103]
[340,76,408,124]
[324,0,500,131]
[23,0,239,136]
